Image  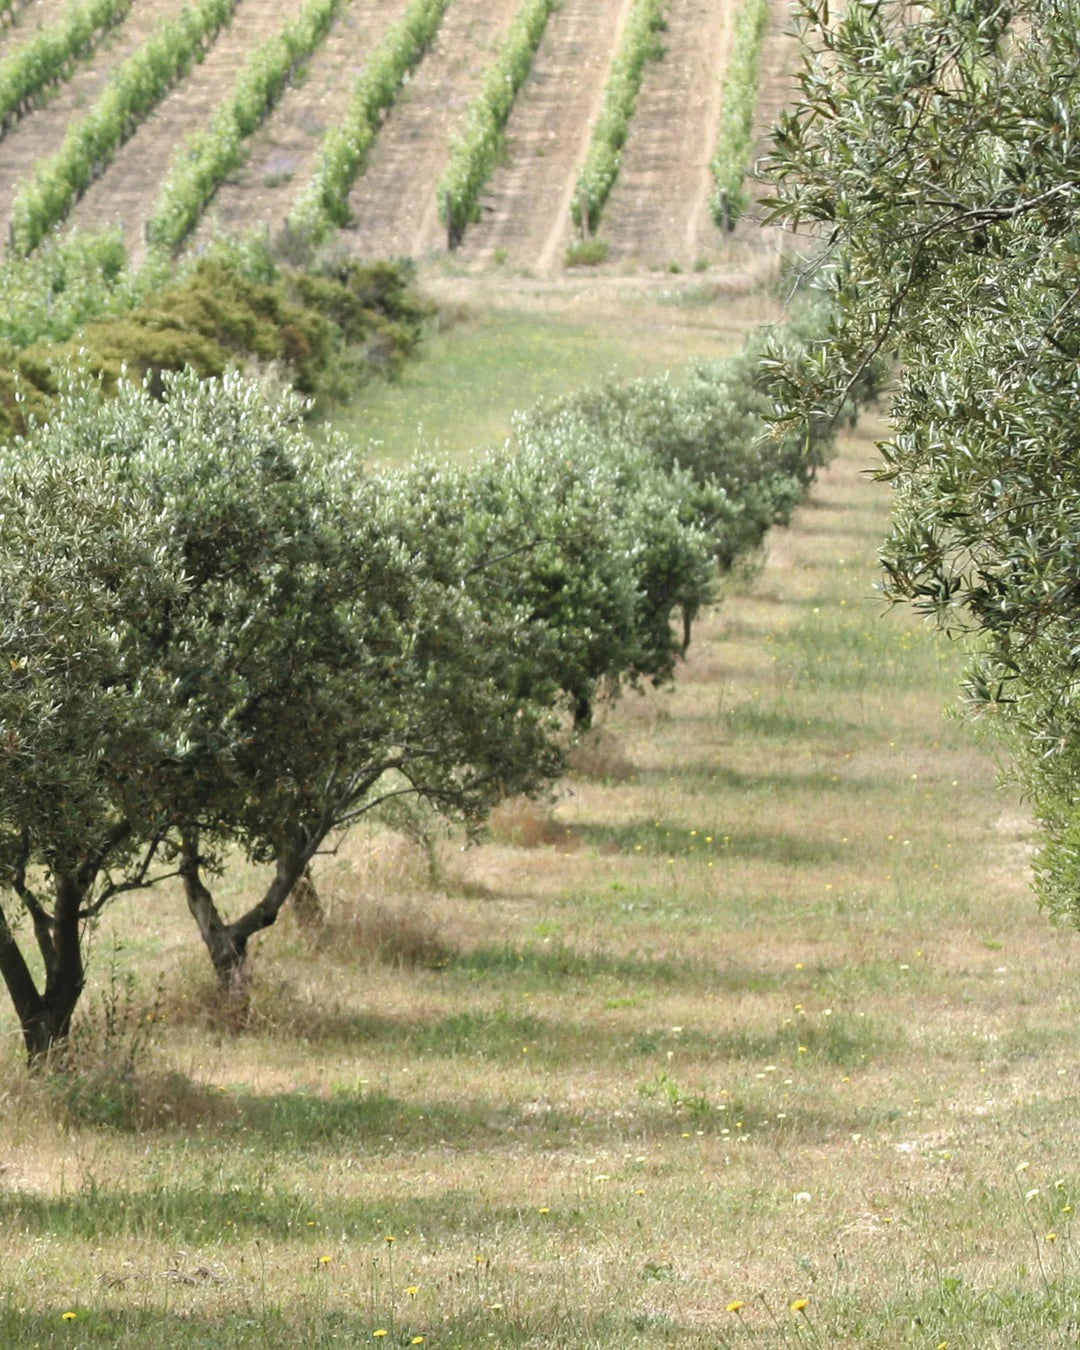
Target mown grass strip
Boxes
[287,0,452,246]
[436,0,557,247]
[709,0,768,230]
[0,0,131,139]
[570,0,666,236]
[147,0,343,254]
[8,0,238,257]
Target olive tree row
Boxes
[761,0,1080,925]
[0,321,837,1064]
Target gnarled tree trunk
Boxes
[180,832,310,994]
[0,873,86,1066]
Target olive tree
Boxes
[3,371,568,1023]
[392,429,717,732]
[762,0,1080,919]
[515,348,837,650]
[0,451,187,1061]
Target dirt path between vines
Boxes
[601,0,736,268]
[72,0,309,259]
[343,0,518,261]
[189,0,412,253]
[0,0,183,238]
[453,0,634,273]
[744,0,798,212]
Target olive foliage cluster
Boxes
[763,0,1080,923]
[0,315,839,1062]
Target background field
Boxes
[0,0,787,270]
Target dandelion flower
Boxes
[538,1206,551,1214]
[1046,1232,1059,1243]
[726,1300,744,1313]
[406,1285,420,1295]
[374,1332,388,1339]
[385,1235,396,1245]
[62,1312,77,1321]
[412,1339,426,1346]
[790,1298,809,1312]
[319,1255,333,1265]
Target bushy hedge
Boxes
[437,0,557,246]
[0,0,131,137]
[0,249,427,438]
[147,0,343,253]
[709,0,768,230]
[288,0,451,246]
[9,0,238,256]
[570,0,666,235]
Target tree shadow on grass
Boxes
[441,941,781,992]
[575,817,851,866]
[0,1301,751,1348]
[0,1095,850,1243]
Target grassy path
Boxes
[1,316,1077,1345]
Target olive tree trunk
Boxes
[0,874,87,1065]
[180,833,310,990]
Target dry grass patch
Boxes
[487,797,580,851]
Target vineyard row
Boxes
[9,0,239,256]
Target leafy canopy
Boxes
[763,0,1080,920]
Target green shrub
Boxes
[565,238,610,267]
[0,251,427,439]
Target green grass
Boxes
[321,292,756,461]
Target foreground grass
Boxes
[2,340,1078,1344]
